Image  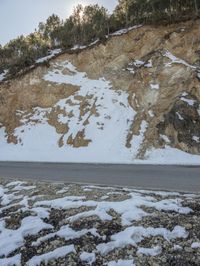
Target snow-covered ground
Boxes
[0,70,8,82]
[110,25,143,36]
[0,59,200,164]
[0,60,136,163]
[163,51,198,70]
[36,49,62,63]
[0,178,199,266]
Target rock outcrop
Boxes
[0,19,200,162]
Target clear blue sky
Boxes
[0,0,118,46]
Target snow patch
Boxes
[145,60,153,68]
[173,244,183,251]
[27,245,75,266]
[0,217,53,257]
[0,59,200,164]
[111,25,142,36]
[0,180,196,262]
[131,121,148,158]
[164,51,197,70]
[0,254,21,266]
[80,252,96,265]
[181,97,195,106]
[176,112,184,121]
[36,49,61,63]
[191,242,200,248]
[0,60,137,163]
[106,260,135,266]
[0,70,8,81]
[35,191,191,228]
[160,135,170,143]
[137,246,162,256]
[150,83,160,90]
[148,110,154,118]
[97,226,188,255]
[192,136,200,143]
[145,145,200,165]
[71,39,99,51]
[133,60,145,67]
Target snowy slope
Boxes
[0,59,200,164]
[0,60,136,163]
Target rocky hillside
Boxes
[0,20,200,163]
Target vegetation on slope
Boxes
[0,0,200,77]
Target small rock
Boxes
[185,223,193,230]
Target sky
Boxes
[0,0,118,46]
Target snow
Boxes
[97,225,188,255]
[181,97,195,106]
[191,242,200,248]
[0,216,53,257]
[106,260,135,266]
[137,246,162,256]
[173,244,183,251]
[82,185,116,191]
[150,83,160,90]
[164,51,197,69]
[0,180,196,263]
[145,60,153,68]
[134,190,180,197]
[133,60,145,67]
[36,49,61,63]
[160,135,170,143]
[126,59,152,72]
[148,110,154,118]
[89,39,100,46]
[71,39,99,51]
[32,224,101,247]
[131,121,148,158]
[111,25,142,36]
[31,207,50,219]
[27,245,75,266]
[11,183,36,191]
[71,44,87,50]
[35,191,191,228]
[145,145,200,165]
[0,185,23,206]
[6,181,26,187]
[126,67,135,74]
[192,136,200,143]
[176,112,184,120]
[56,187,69,194]
[0,60,137,163]
[80,252,96,265]
[0,70,8,82]
[0,254,21,266]
[0,59,200,164]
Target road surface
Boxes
[0,162,199,192]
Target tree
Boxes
[1,0,199,77]
[82,5,109,41]
[194,0,199,15]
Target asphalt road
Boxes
[0,162,199,192]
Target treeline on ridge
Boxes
[0,0,199,77]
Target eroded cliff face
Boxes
[0,20,200,162]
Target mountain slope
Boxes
[0,20,200,164]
